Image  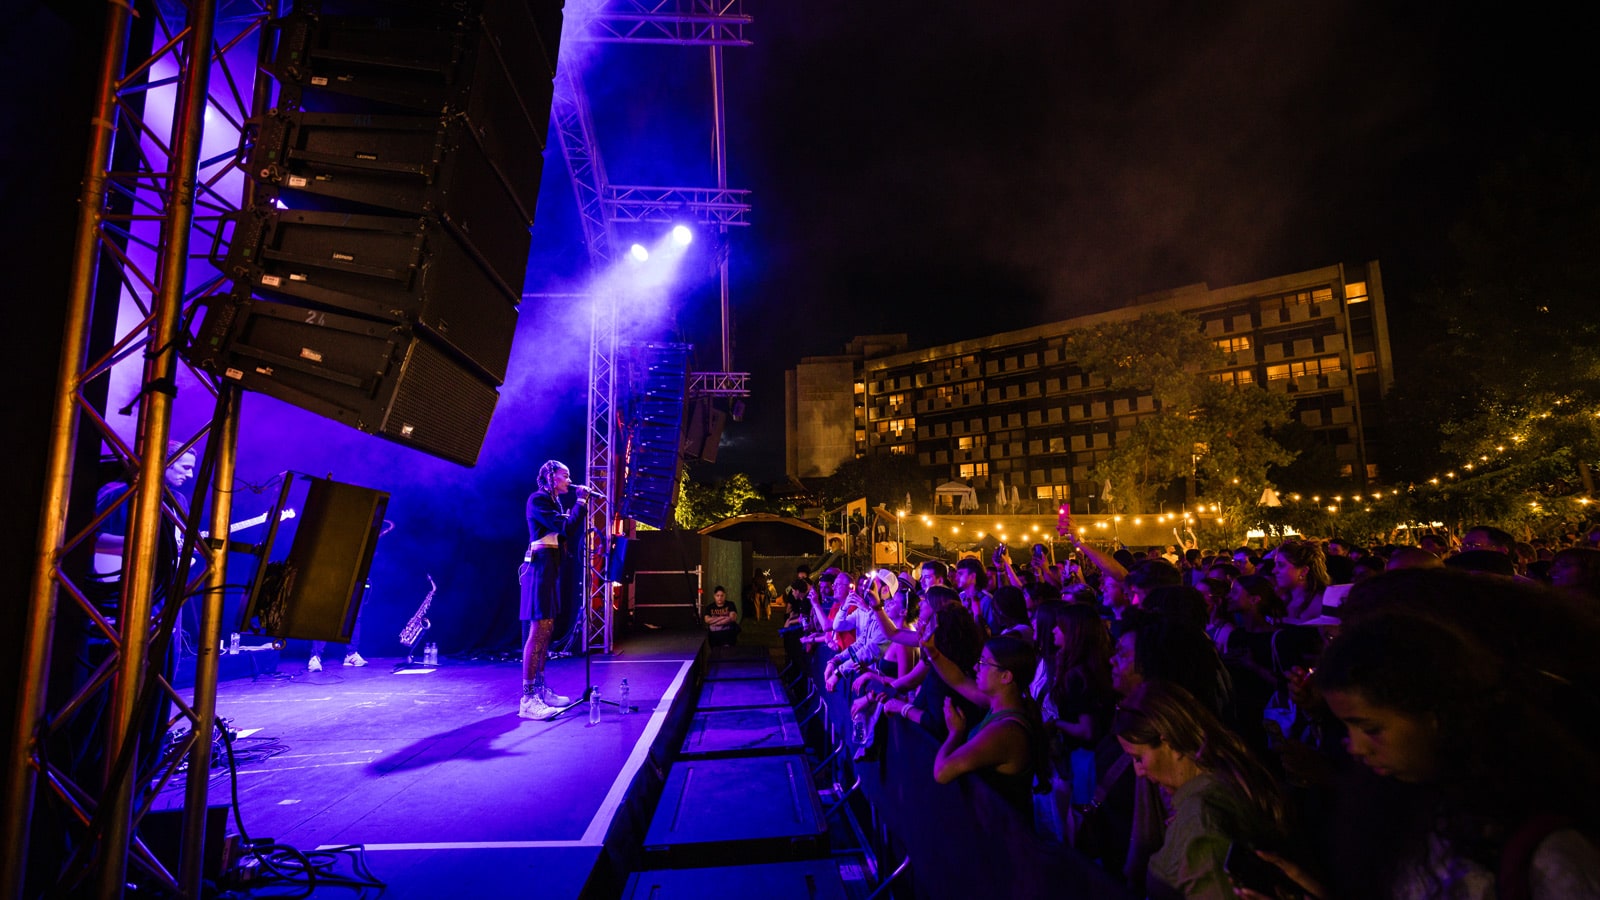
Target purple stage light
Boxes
[671,224,693,246]
[629,243,650,262]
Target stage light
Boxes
[629,243,649,262]
[671,224,693,246]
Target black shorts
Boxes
[519,548,562,621]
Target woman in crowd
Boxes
[1046,602,1116,748]
[1114,680,1288,899]
[1272,539,1330,624]
[868,591,986,740]
[924,633,1051,816]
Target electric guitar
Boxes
[92,507,296,578]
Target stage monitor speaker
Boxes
[193,295,499,466]
[221,207,518,383]
[620,343,690,529]
[243,477,388,642]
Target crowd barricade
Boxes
[794,645,1132,900]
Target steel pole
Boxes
[94,1,218,894]
[710,45,731,373]
[178,387,238,896]
[0,3,135,896]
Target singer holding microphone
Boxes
[518,460,589,720]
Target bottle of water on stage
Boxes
[589,688,602,725]
[619,678,630,714]
[228,632,240,655]
[426,643,438,666]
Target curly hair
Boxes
[1273,539,1329,594]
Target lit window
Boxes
[1346,281,1369,304]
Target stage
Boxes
[153,631,706,898]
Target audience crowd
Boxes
[779,520,1600,899]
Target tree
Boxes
[674,470,763,531]
[1386,137,1600,527]
[1071,310,1296,528]
[816,453,928,512]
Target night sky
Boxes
[616,0,1594,481]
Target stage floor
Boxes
[154,631,705,897]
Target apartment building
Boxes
[786,262,1393,509]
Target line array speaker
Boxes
[188,0,564,466]
[619,344,691,529]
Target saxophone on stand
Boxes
[399,575,437,666]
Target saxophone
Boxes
[399,575,436,647]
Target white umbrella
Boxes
[994,475,1009,512]
[1010,484,1022,511]
[1259,487,1282,507]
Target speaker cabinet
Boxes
[620,343,690,529]
[250,108,538,279]
[222,207,519,383]
[243,477,388,643]
[194,296,499,466]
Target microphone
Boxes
[572,484,594,492]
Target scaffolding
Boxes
[2,2,272,896]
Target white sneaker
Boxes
[540,685,572,707]
[344,651,368,668]
[307,655,322,673]
[518,694,557,721]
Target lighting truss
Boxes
[577,0,752,46]
[688,371,752,397]
[604,185,753,227]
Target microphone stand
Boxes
[546,511,636,720]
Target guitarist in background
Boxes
[58,442,197,790]
[518,460,588,721]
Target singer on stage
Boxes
[519,460,588,720]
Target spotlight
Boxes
[670,225,693,246]
[629,243,649,262]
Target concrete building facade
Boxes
[785,262,1394,510]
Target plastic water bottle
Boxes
[589,687,602,725]
[851,712,866,745]
[619,678,631,715]
[426,643,437,666]
[228,633,240,655]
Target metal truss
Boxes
[604,185,753,227]
[577,0,753,46]
[3,2,267,897]
[688,371,752,397]
[562,1,754,655]
[552,62,616,267]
